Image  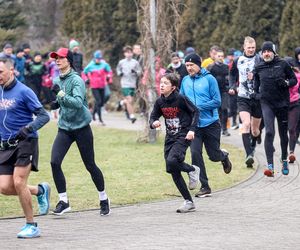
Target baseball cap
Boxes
[49,48,69,58]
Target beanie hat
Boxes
[185,47,195,55]
[261,41,276,54]
[4,43,13,50]
[227,48,235,56]
[93,50,102,59]
[22,43,30,50]
[16,47,23,54]
[184,53,202,68]
[50,48,74,69]
[69,39,80,50]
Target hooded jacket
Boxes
[180,68,221,128]
[254,56,297,108]
[53,70,91,130]
[294,47,300,69]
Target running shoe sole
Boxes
[52,207,71,216]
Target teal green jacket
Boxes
[53,70,91,131]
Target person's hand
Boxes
[277,78,289,88]
[185,131,195,140]
[131,69,137,74]
[152,120,161,128]
[51,84,61,95]
[249,92,261,100]
[228,89,235,95]
[85,79,90,85]
[50,100,60,110]
[16,126,31,140]
[247,72,253,80]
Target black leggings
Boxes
[92,88,105,122]
[261,103,289,164]
[288,104,300,152]
[50,125,105,193]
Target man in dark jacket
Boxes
[69,39,83,75]
[166,52,188,89]
[254,41,297,177]
[208,49,230,136]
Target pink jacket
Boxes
[289,72,300,103]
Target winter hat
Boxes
[261,41,276,54]
[50,47,74,68]
[185,47,195,55]
[69,39,80,50]
[227,48,235,56]
[3,43,13,50]
[16,47,24,54]
[22,43,30,50]
[93,50,102,59]
[184,53,202,68]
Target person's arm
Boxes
[27,107,50,131]
[105,63,113,84]
[229,58,239,90]
[149,99,162,129]
[199,75,221,110]
[285,62,297,87]
[56,78,86,109]
[116,61,123,76]
[181,96,199,132]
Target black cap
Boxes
[184,53,202,68]
[261,41,276,54]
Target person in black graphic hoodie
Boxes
[149,73,200,213]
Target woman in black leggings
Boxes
[49,48,110,216]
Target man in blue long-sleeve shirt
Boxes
[180,53,232,197]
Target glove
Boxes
[249,92,260,100]
[16,126,31,140]
[85,79,90,85]
[119,72,124,77]
[50,100,60,110]
[131,69,137,74]
[277,78,289,88]
[51,84,61,95]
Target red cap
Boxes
[49,48,69,58]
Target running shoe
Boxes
[264,164,274,177]
[222,130,231,136]
[282,160,289,175]
[188,165,200,190]
[221,149,232,174]
[17,223,40,238]
[37,182,51,215]
[288,153,296,163]
[53,200,71,215]
[245,154,254,168]
[195,186,212,198]
[100,199,111,216]
[176,200,195,213]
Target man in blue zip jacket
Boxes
[180,53,232,197]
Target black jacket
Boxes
[72,52,83,74]
[149,91,199,137]
[254,56,297,108]
[207,62,229,93]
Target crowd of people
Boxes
[1,35,300,238]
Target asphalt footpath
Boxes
[1,112,300,250]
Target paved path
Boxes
[1,113,300,249]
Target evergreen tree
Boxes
[279,0,300,56]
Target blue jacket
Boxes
[180,68,221,128]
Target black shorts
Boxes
[0,138,39,175]
[237,97,262,118]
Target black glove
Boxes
[131,69,137,74]
[85,79,90,85]
[50,100,60,110]
[249,92,260,100]
[277,78,289,88]
[51,84,61,95]
[16,126,31,140]
[119,72,124,77]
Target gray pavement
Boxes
[1,113,300,249]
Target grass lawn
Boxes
[0,122,253,218]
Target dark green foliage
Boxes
[62,0,139,66]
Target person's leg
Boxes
[288,105,300,153]
[171,171,193,201]
[0,175,37,196]
[91,88,103,123]
[276,107,289,161]
[230,94,238,128]
[239,111,253,157]
[50,130,73,194]
[190,128,209,188]
[13,165,34,223]
[261,103,276,166]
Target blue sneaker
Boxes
[282,160,289,175]
[37,182,51,215]
[17,223,40,238]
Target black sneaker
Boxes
[245,154,254,168]
[195,187,212,198]
[222,130,231,136]
[221,149,232,174]
[53,200,71,215]
[100,199,110,216]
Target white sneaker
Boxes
[176,200,196,213]
[188,165,200,190]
